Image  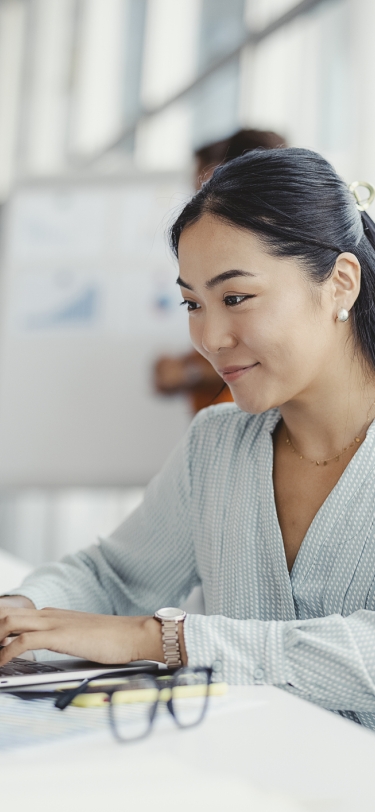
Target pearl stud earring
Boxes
[337,308,349,322]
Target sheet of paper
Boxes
[0,690,267,752]
[0,694,109,751]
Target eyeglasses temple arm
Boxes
[55,677,91,710]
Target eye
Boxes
[180,300,201,312]
[224,294,254,307]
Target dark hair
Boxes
[194,128,287,184]
[170,147,375,373]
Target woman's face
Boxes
[177,214,342,414]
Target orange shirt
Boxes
[190,384,233,415]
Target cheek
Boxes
[237,313,283,360]
[241,303,323,366]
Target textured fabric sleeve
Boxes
[185,610,375,713]
[8,428,200,617]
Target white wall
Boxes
[18,0,76,176]
[0,0,26,199]
[0,486,144,565]
[240,0,375,185]
[69,0,127,157]
[135,0,201,171]
[347,0,375,185]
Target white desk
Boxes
[1,685,375,812]
[1,550,375,811]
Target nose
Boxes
[201,313,237,354]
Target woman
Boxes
[2,148,375,728]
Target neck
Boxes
[279,357,375,461]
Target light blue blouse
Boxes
[13,404,375,729]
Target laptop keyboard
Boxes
[0,658,64,677]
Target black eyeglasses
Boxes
[55,666,213,742]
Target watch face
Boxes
[155,607,186,621]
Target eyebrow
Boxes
[176,269,257,292]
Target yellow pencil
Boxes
[70,681,228,708]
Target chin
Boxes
[230,393,271,415]
[230,381,282,415]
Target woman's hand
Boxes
[0,607,172,667]
[0,595,35,609]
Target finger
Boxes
[0,596,36,610]
[0,606,55,621]
[0,606,35,618]
[0,612,52,639]
[0,632,56,665]
[0,637,16,646]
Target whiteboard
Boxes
[0,174,193,486]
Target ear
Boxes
[330,252,361,313]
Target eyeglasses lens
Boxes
[109,675,159,741]
[171,668,209,728]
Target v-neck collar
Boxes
[289,416,375,587]
[259,409,375,602]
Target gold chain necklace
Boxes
[284,401,375,466]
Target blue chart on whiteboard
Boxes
[5,183,189,340]
[11,269,103,331]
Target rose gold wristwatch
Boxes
[154,607,187,668]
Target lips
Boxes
[218,364,259,383]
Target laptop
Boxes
[0,652,164,690]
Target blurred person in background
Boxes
[154,128,287,414]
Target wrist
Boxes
[137,616,164,663]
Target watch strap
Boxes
[160,618,183,668]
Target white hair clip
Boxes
[349,180,375,211]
